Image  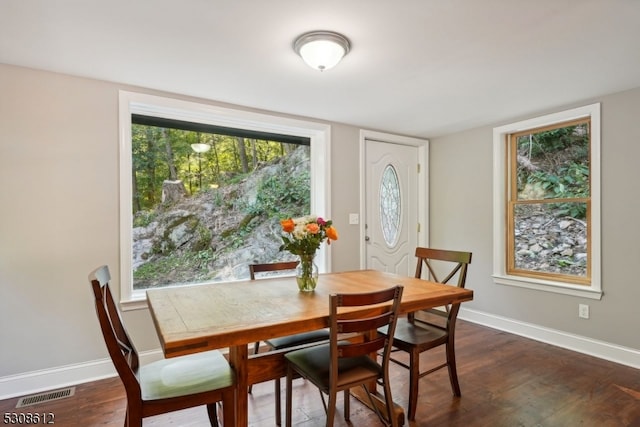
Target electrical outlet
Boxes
[578,304,589,319]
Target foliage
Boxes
[522,126,582,157]
[516,123,590,219]
[133,210,157,227]
[132,123,297,212]
[133,249,214,285]
[526,163,589,199]
[248,169,310,219]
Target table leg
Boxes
[350,387,405,426]
[228,344,249,427]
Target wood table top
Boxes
[146,269,473,358]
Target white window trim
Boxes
[492,103,602,300]
[118,91,331,309]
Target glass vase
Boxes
[296,253,318,292]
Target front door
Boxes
[363,133,427,275]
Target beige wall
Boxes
[1,65,121,375]
[1,62,639,383]
[0,64,364,377]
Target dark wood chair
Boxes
[248,261,330,425]
[248,260,300,280]
[89,265,236,427]
[284,285,404,427]
[248,261,303,357]
[377,247,472,421]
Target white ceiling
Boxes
[1,0,639,138]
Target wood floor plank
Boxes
[1,321,638,426]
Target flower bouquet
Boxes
[279,215,339,291]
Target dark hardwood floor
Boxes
[2,321,639,426]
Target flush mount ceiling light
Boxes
[294,31,351,71]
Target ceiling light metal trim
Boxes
[293,30,351,71]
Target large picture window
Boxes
[119,91,331,308]
[493,104,602,299]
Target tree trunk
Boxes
[250,139,258,170]
[162,128,178,180]
[237,137,249,173]
[162,180,187,204]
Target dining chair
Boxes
[248,261,330,425]
[377,247,472,421]
[248,261,302,357]
[284,285,404,427]
[89,265,236,427]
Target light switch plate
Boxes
[349,213,359,225]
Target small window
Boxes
[493,104,602,299]
[508,119,590,283]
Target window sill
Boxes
[493,274,603,300]
[120,291,149,311]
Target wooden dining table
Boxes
[146,269,474,426]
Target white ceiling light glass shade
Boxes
[294,31,351,71]
[190,143,211,153]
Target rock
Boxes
[558,220,572,229]
[561,248,574,257]
[514,211,588,277]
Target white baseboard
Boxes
[3,313,639,401]
[459,307,640,369]
[0,350,163,400]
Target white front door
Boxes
[362,132,428,276]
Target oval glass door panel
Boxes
[379,164,401,247]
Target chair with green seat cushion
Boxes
[284,285,404,427]
[140,351,235,400]
[248,261,330,425]
[89,265,236,427]
[377,247,472,421]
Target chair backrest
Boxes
[414,247,472,287]
[249,261,299,280]
[412,247,472,326]
[89,266,141,397]
[329,286,404,383]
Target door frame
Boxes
[359,129,430,269]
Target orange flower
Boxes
[326,226,339,241]
[306,223,320,234]
[280,218,295,233]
